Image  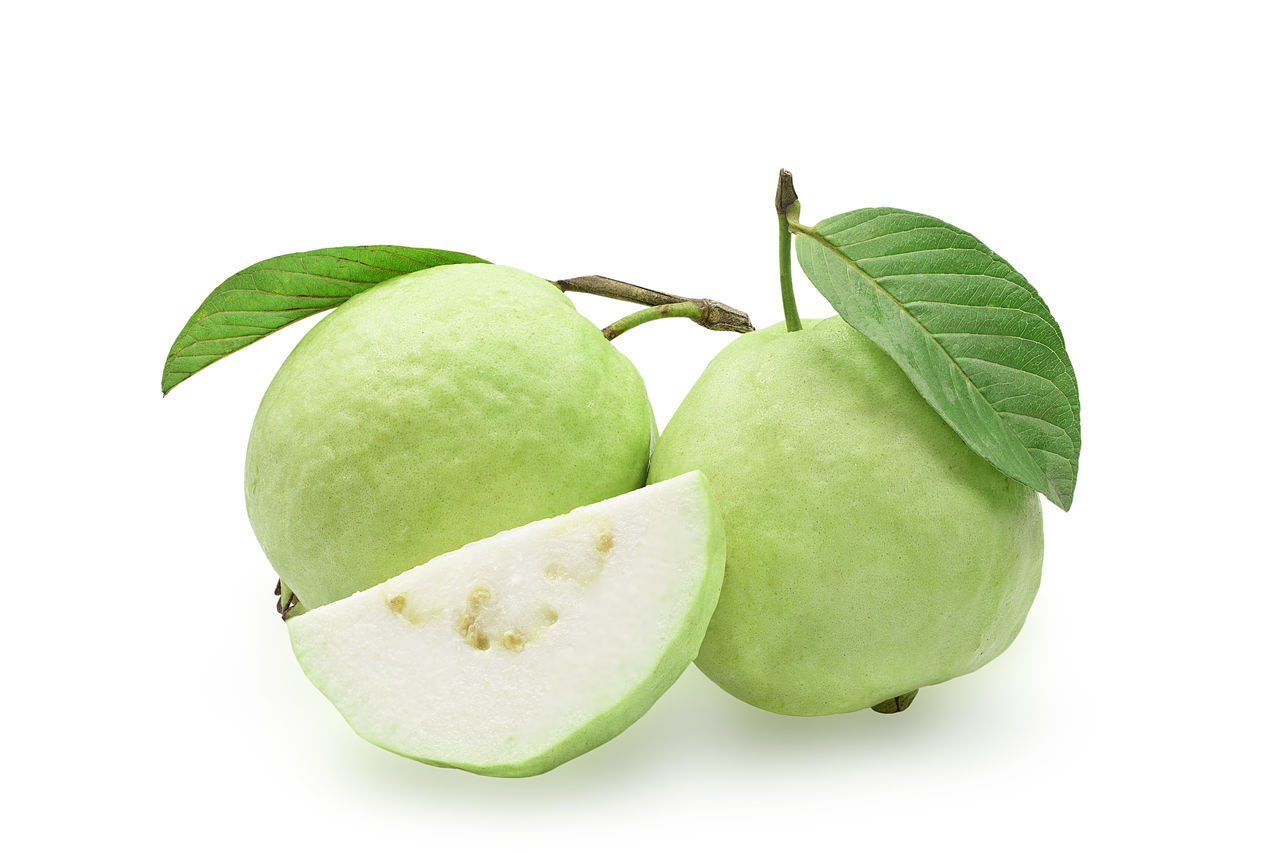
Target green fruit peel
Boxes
[246,264,655,609]
[650,319,1043,715]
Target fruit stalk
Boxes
[775,169,803,333]
[275,580,300,619]
[555,275,754,336]
[871,690,919,714]
[602,300,753,340]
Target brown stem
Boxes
[275,579,301,621]
[775,168,799,218]
[554,275,754,336]
[871,690,919,714]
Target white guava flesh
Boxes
[287,471,725,777]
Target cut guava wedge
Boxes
[287,471,725,777]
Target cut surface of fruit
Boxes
[287,472,724,777]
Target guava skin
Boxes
[648,318,1043,716]
[246,264,654,610]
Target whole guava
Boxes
[246,264,654,610]
[648,318,1043,715]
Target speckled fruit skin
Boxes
[246,264,654,610]
[648,318,1043,716]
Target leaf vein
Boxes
[802,230,1072,507]
[210,287,355,301]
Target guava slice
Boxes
[287,471,725,777]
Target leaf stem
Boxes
[787,221,820,239]
[775,170,803,332]
[601,300,752,340]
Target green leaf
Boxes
[794,209,1079,510]
[162,246,488,395]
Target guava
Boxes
[246,264,654,610]
[287,471,725,777]
[648,318,1043,715]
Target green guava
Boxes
[288,472,725,776]
[246,264,654,610]
[648,318,1043,716]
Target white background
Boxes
[4,1,1276,848]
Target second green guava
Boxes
[649,318,1044,715]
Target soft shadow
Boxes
[313,658,1040,805]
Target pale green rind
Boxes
[649,320,1043,716]
[247,264,653,609]
[288,472,726,777]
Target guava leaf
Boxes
[162,246,488,395]
[794,209,1079,510]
